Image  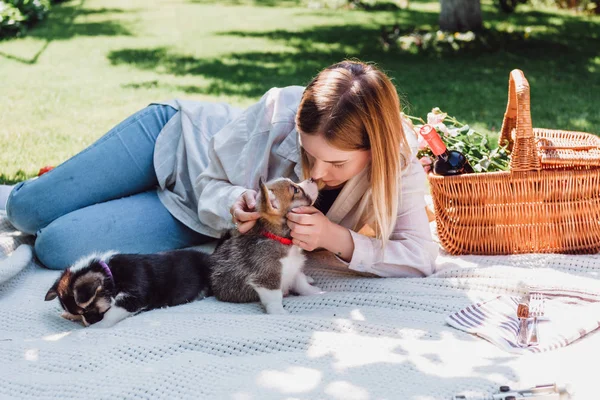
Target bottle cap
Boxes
[420,125,447,156]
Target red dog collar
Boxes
[261,230,293,246]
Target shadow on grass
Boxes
[187,0,303,6]
[350,0,405,11]
[188,0,407,9]
[109,7,599,131]
[0,0,133,64]
[27,0,133,41]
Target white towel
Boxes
[446,286,600,354]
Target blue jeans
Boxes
[6,105,211,270]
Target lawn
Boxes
[0,0,598,183]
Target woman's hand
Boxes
[230,190,260,234]
[287,206,332,251]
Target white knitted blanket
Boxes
[1,212,598,400]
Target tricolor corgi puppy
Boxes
[208,177,323,314]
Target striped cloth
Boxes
[446,286,600,354]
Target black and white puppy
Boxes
[44,249,212,328]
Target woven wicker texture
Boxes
[429,69,600,255]
[535,128,600,167]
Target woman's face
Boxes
[299,132,371,189]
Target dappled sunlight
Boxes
[224,314,519,398]
[511,333,599,399]
[250,365,374,399]
[0,2,134,67]
[257,366,322,393]
[28,1,135,41]
[1,0,599,182]
[308,332,407,369]
[436,250,600,283]
[42,331,72,342]
[328,308,370,334]
[189,0,303,6]
[307,329,508,383]
[106,15,599,133]
[350,308,366,321]
[324,380,370,400]
[24,348,39,361]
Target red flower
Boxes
[38,166,54,176]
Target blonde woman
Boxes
[7,60,438,276]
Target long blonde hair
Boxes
[296,60,412,244]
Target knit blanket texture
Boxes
[0,211,598,400]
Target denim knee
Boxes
[148,103,178,121]
[6,180,43,235]
[34,219,80,270]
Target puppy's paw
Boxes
[265,304,288,315]
[61,311,83,322]
[305,275,315,284]
[297,285,325,296]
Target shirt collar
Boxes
[276,127,299,161]
[276,126,302,179]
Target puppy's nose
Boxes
[298,179,319,205]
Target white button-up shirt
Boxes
[154,86,438,278]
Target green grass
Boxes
[0,0,599,183]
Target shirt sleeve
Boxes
[194,87,299,238]
[337,158,439,277]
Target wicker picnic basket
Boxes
[428,69,600,255]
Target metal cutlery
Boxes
[529,292,545,346]
[516,293,530,348]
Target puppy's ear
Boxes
[45,278,60,301]
[258,177,267,198]
[258,177,278,214]
[45,269,72,301]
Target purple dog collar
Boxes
[99,260,113,280]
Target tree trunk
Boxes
[439,0,483,32]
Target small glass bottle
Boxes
[420,124,474,176]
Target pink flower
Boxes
[427,108,447,126]
[419,156,433,173]
[426,108,450,136]
[436,123,450,136]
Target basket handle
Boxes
[498,69,541,172]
